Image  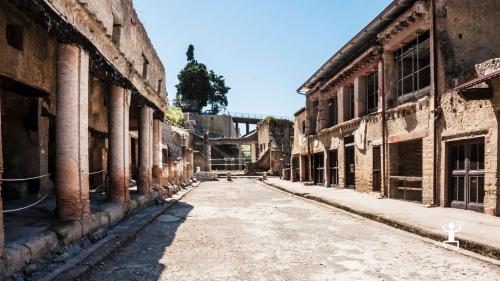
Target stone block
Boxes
[150,190,159,200]
[82,214,102,235]
[105,204,125,226]
[196,172,218,181]
[96,211,110,227]
[5,243,31,274]
[22,231,58,262]
[135,195,147,208]
[89,227,108,243]
[52,221,84,245]
[126,200,138,213]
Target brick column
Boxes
[138,106,152,194]
[383,51,397,108]
[377,60,384,113]
[299,155,306,182]
[317,99,328,131]
[153,118,162,187]
[354,76,367,118]
[337,86,348,123]
[108,85,130,203]
[56,43,90,221]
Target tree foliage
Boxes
[208,70,230,115]
[164,106,184,125]
[175,45,230,114]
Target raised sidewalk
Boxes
[262,178,500,260]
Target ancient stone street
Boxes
[82,179,500,281]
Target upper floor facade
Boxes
[298,0,500,139]
[0,0,167,113]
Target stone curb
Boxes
[43,183,200,281]
[259,179,500,261]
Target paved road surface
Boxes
[82,178,500,281]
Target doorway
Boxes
[312,152,324,185]
[449,139,485,212]
[373,146,381,192]
[344,136,355,189]
[329,150,339,187]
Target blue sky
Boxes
[134,0,392,118]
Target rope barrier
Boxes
[0,173,53,182]
[2,171,106,213]
[2,193,50,213]
[90,184,104,192]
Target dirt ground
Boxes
[82,178,500,281]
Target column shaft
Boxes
[108,85,130,203]
[56,43,90,221]
[138,106,152,194]
[324,151,331,187]
[153,118,162,187]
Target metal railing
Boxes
[227,112,293,121]
[173,99,200,112]
[210,157,251,171]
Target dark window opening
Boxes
[395,31,430,104]
[449,139,485,212]
[158,79,163,93]
[162,149,168,165]
[301,120,306,134]
[327,97,337,127]
[6,25,24,51]
[142,54,149,79]
[112,24,122,45]
[346,85,355,121]
[366,72,378,114]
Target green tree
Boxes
[164,106,184,125]
[186,44,195,62]
[208,70,230,114]
[175,45,230,114]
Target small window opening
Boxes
[346,85,355,121]
[112,24,122,45]
[327,97,338,127]
[142,54,149,79]
[158,79,163,93]
[6,24,24,51]
[366,72,379,114]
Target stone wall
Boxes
[438,76,500,215]
[292,110,307,156]
[0,0,57,95]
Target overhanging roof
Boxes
[297,0,417,94]
[453,69,500,92]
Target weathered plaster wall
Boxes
[292,111,307,156]
[438,77,500,215]
[0,0,57,95]
[435,0,500,91]
[77,0,166,98]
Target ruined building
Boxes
[293,0,500,215]
[0,0,192,276]
[251,117,293,176]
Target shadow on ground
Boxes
[79,201,194,281]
